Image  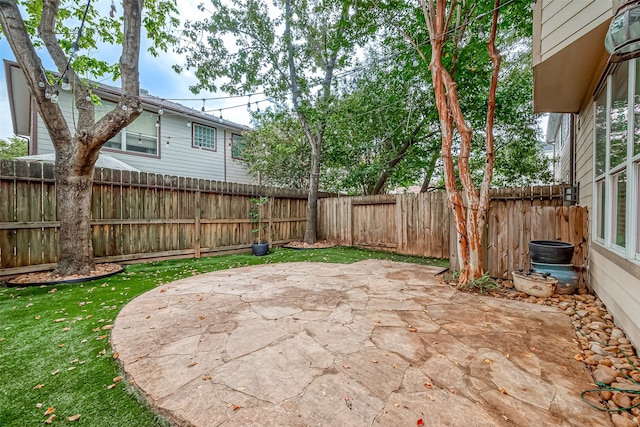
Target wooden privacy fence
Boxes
[0,159,310,277]
[318,185,589,286]
[317,192,450,259]
[482,186,589,287]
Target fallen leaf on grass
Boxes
[107,384,116,389]
[58,343,64,348]
[101,324,113,330]
[92,328,100,332]
[54,318,66,323]
[113,376,122,383]
[98,349,106,356]
[51,370,59,376]
[96,335,107,340]
[62,327,71,332]
[67,414,81,421]
[44,407,55,416]
[113,352,119,359]
[35,315,41,320]
[68,367,75,371]
[36,403,42,408]
[44,415,56,424]
[34,384,44,390]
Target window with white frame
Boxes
[95,100,159,155]
[193,124,216,150]
[594,59,640,260]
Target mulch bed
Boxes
[6,263,123,286]
[282,240,337,250]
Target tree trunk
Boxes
[419,149,439,192]
[304,138,321,243]
[55,155,95,276]
[421,0,501,284]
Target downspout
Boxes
[31,98,38,154]
[569,113,575,187]
[223,129,227,181]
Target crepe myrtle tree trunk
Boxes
[0,0,144,276]
[421,0,501,283]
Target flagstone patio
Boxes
[111,260,612,426]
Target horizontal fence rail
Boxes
[0,160,313,277]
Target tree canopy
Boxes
[0,136,28,159]
[237,0,549,195]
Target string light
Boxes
[61,77,71,91]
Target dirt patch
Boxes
[283,240,337,249]
[7,263,123,285]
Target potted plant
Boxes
[249,196,270,256]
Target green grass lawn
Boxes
[0,247,447,426]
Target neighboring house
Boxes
[533,1,640,348]
[545,113,573,184]
[3,59,254,184]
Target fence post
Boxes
[194,189,201,258]
[268,196,273,245]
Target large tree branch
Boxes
[479,0,501,214]
[371,119,433,194]
[89,0,143,154]
[0,0,71,149]
[39,0,94,134]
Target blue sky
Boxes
[0,2,255,140]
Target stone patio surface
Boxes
[111,260,612,426]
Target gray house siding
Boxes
[25,79,254,183]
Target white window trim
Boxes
[593,60,640,263]
[192,123,217,151]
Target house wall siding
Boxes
[33,91,255,183]
[590,248,640,349]
[575,104,594,208]
[536,0,612,64]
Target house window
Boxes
[193,124,216,150]
[596,179,606,241]
[613,171,626,248]
[96,100,158,156]
[594,59,640,260]
[610,62,628,169]
[231,133,244,159]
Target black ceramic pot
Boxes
[252,242,269,256]
[528,240,574,264]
